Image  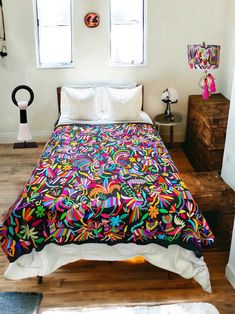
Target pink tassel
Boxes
[208,74,216,93]
[202,78,209,99]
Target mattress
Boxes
[0,113,214,292]
[57,110,153,126]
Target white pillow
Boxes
[103,85,142,120]
[63,87,100,120]
[60,84,137,114]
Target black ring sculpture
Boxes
[12,85,34,107]
[12,85,37,148]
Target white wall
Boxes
[0,0,227,143]
[220,0,235,100]
[221,0,235,191]
[221,71,235,190]
[220,0,235,289]
[223,62,235,287]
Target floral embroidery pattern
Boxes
[0,123,214,262]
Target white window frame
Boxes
[109,0,147,66]
[33,0,74,69]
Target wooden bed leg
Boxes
[37,275,43,284]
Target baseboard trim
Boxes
[225,263,235,289]
[0,131,50,144]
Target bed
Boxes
[0,84,215,292]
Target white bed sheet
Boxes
[3,113,212,292]
[57,111,153,126]
[4,243,211,293]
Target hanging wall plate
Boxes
[84,12,100,28]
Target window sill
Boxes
[36,62,74,69]
[109,62,147,67]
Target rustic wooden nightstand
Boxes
[154,112,183,147]
[184,93,230,171]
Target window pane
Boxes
[37,0,70,26]
[110,0,145,65]
[39,26,72,64]
[35,0,73,67]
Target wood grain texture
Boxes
[0,144,234,314]
[0,251,234,314]
[187,94,229,150]
[184,129,225,171]
[184,93,230,171]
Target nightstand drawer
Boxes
[185,93,230,171]
[187,94,230,150]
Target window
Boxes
[110,0,146,65]
[34,0,73,68]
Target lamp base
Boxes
[164,113,174,122]
[13,141,38,149]
[199,71,216,100]
[164,103,175,122]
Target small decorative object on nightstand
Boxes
[154,112,183,148]
[161,88,179,122]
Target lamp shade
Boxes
[161,88,178,104]
[187,44,220,70]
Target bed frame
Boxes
[57,87,62,114]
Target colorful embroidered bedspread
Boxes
[0,123,214,262]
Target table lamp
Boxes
[161,88,178,121]
[187,42,220,99]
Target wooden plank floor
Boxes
[0,144,234,314]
